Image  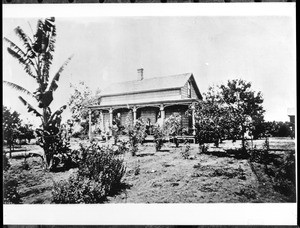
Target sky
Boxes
[3,6,296,127]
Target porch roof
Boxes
[89,98,198,110]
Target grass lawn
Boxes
[3,137,295,204]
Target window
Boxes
[187,81,191,98]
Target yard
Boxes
[3,137,296,204]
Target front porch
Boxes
[88,99,197,141]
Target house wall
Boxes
[101,89,181,106]
[181,80,198,99]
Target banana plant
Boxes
[4,17,73,168]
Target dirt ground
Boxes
[3,137,295,204]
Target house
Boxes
[287,107,295,124]
[87,69,202,140]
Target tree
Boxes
[3,17,73,169]
[193,86,231,147]
[17,123,35,144]
[219,79,265,148]
[193,79,265,149]
[3,106,21,152]
[68,81,100,136]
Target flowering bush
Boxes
[164,113,182,148]
[52,143,126,203]
[52,174,106,204]
[153,125,165,151]
[126,118,147,156]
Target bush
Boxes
[153,125,164,151]
[3,172,22,204]
[52,174,106,204]
[273,151,296,201]
[181,140,191,159]
[199,144,209,154]
[127,118,147,156]
[78,144,126,194]
[52,143,126,203]
[3,153,10,171]
[164,113,182,148]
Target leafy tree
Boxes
[3,106,21,152]
[3,17,73,169]
[68,81,100,136]
[193,79,265,149]
[219,79,265,148]
[192,86,231,147]
[17,123,35,144]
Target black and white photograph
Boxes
[3,2,297,226]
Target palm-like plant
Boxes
[4,17,73,169]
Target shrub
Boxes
[78,143,126,194]
[153,125,165,151]
[199,144,209,154]
[52,174,106,204]
[164,113,182,148]
[3,172,22,204]
[181,140,191,159]
[52,143,126,203]
[3,153,10,171]
[273,151,296,201]
[134,164,141,176]
[127,118,147,156]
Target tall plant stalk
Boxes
[4,17,73,169]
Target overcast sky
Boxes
[3,11,296,126]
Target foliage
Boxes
[126,116,147,156]
[35,105,73,170]
[272,151,296,201]
[52,174,106,204]
[152,124,165,151]
[199,144,209,154]
[3,153,11,171]
[192,99,230,147]
[17,123,35,144]
[134,163,141,175]
[3,172,22,204]
[68,81,100,136]
[219,79,265,148]
[111,116,125,144]
[255,121,295,138]
[52,143,126,203]
[181,140,191,159]
[3,17,73,169]
[192,79,265,149]
[3,106,22,151]
[164,113,182,147]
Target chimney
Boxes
[137,68,144,80]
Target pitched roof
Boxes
[100,73,193,96]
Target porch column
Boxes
[191,103,196,136]
[133,106,137,124]
[109,108,113,135]
[88,109,92,140]
[160,104,165,123]
[99,110,104,132]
